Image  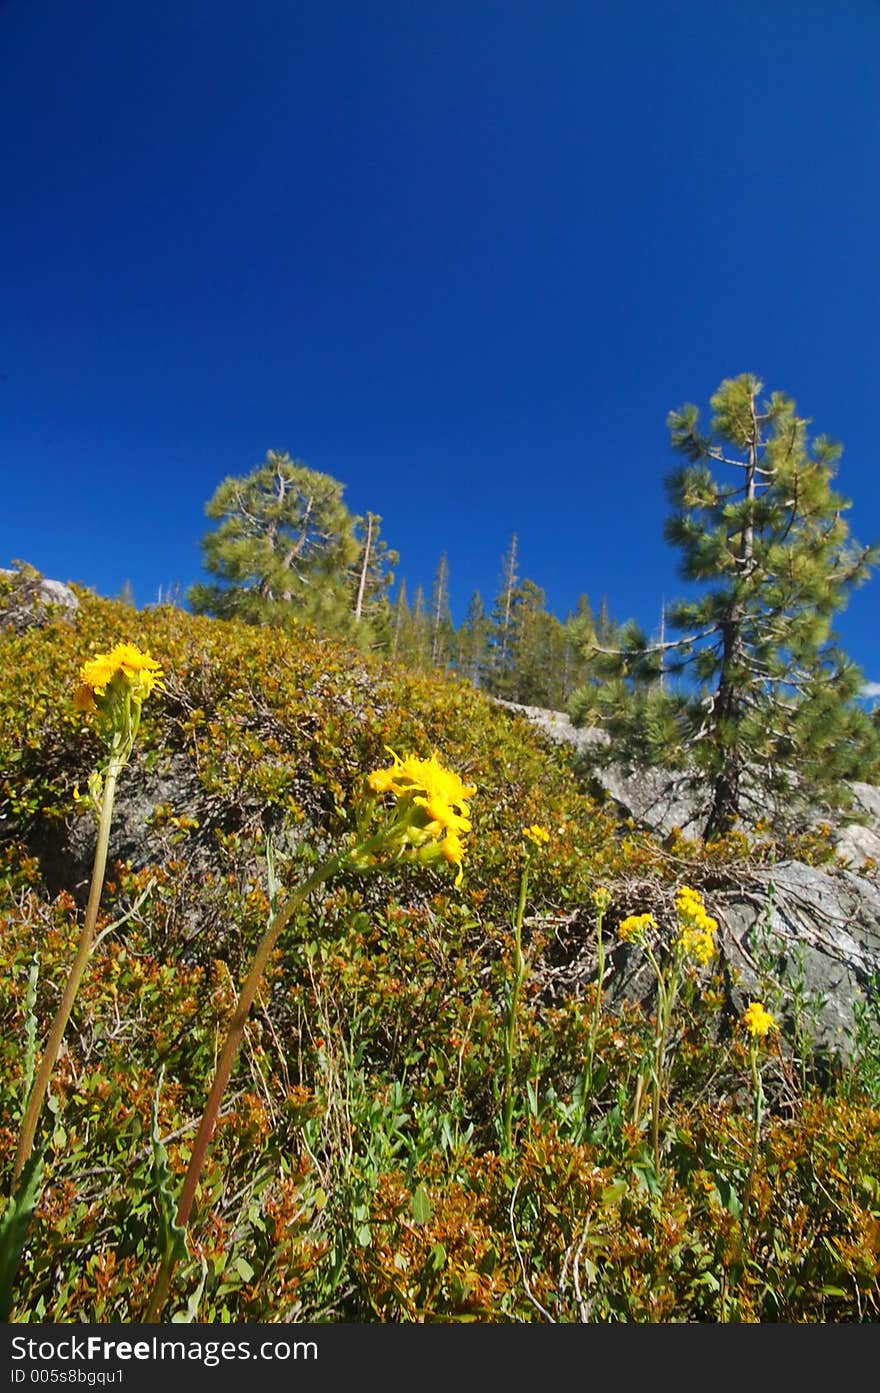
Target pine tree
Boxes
[485,578,566,706]
[559,595,597,703]
[188,451,360,631]
[390,578,411,664]
[507,579,555,706]
[456,591,491,687]
[573,374,880,836]
[397,583,431,671]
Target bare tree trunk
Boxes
[354,513,374,623]
[500,534,518,661]
[431,554,449,665]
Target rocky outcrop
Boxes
[498,699,880,1060]
[0,563,79,632]
[718,859,880,1057]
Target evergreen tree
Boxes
[558,595,598,703]
[573,374,880,836]
[397,583,431,671]
[595,595,616,647]
[188,451,360,631]
[390,578,411,664]
[485,578,567,706]
[456,591,491,687]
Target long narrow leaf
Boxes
[151,1068,189,1268]
[0,1152,44,1321]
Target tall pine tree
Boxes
[456,591,491,687]
[573,374,880,836]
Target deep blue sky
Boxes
[3,1,880,687]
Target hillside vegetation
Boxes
[1,584,879,1322]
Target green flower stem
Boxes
[579,904,607,1131]
[741,1041,763,1248]
[644,943,679,1175]
[501,858,530,1155]
[143,849,348,1322]
[11,756,123,1187]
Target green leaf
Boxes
[0,1152,44,1322]
[234,1257,255,1282]
[151,1067,188,1268]
[410,1184,432,1225]
[600,1180,627,1206]
[170,1256,209,1324]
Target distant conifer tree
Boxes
[456,590,491,687]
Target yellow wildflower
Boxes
[368,749,475,809]
[674,885,718,965]
[675,885,717,930]
[676,924,717,965]
[107,642,164,695]
[618,912,657,943]
[522,824,550,848]
[366,749,475,887]
[75,643,164,708]
[743,1001,776,1038]
[79,653,118,694]
[592,886,612,911]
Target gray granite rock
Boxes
[0,564,79,631]
[498,698,880,1060]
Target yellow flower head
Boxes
[522,824,550,848]
[75,642,164,709]
[674,885,718,965]
[592,886,612,911]
[743,1001,777,1039]
[79,653,118,695]
[618,912,657,944]
[367,749,476,887]
[368,749,475,808]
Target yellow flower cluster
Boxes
[674,885,718,966]
[743,1001,776,1038]
[592,886,612,911]
[522,824,550,848]
[74,642,164,711]
[367,749,476,886]
[618,912,657,944]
